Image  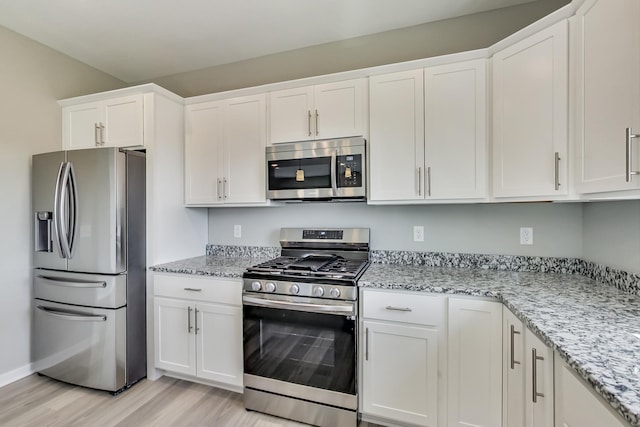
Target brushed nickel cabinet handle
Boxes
[217,179,222,200]
[554,152,561,190]
[626,128,639,182]
[532,348,545,403]
[94,123,100,145]
[187,306,193,333]
[386,305,412,312]
[223,178,228,199]
[427,166,432,196]
[510,325,521,369]
[315,109,319,136]
[365,327,369,361]
[195,308,200,335]
[417,167,422,196]
[308,110,312,137]
[183,287,202,292]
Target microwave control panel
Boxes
[337,154,362,188]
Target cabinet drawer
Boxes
[153,273,241,306]
[362,289,444,325]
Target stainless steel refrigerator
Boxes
[31,147,146,393]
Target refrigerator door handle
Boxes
[57,162,78,259]
[52,162,67,259]
[66,162,79,257]
[36,305,107,322]
[36,274,107,288]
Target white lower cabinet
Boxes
[554,353,627,427]
[360,289,445,427]
[503,307,554,427]
[447,297,502,427]
[153,273,243,390]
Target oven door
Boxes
[242,293,357,409]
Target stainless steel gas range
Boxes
[242,228,370,427]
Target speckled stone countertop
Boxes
[361,263,640,426]
[149,255,269,278]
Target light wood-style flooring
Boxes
[0,375,381,427]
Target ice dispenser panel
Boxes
[35,211,52,252]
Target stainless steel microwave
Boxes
[266,137,366,201]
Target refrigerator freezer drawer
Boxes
[33,300,126,392]
[34,269,126,308]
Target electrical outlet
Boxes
[233,224,242,238]
[413,226,424,242]
[520,227,533,245]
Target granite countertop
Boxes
[151,255,640,426]
[149,255,269,278]
[361,263,640,427]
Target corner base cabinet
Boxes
[448,297,502,427]
[360,289,445,427]
[153,273,243,391]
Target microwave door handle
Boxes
[331,150,338,196]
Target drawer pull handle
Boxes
[184,288,202,292]
[386,305,412,312]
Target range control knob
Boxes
[251,281,262,291]
[290,284,300,295]
[329,288,341,298]
[265,282,276,293]
[313,286,325,297]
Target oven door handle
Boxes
[243,295,355,315]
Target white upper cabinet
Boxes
[369,59,488,203]
[369,69,425,201]
[492,20,569,199]
[425,59,488,200]
[269,78,366,144]
[574,0,640,194]
[62,94,144,150]
[184,94,267,206]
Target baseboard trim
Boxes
[0,363,34,388]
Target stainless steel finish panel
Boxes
[266,137,366,154]
[34,269,127,308]
[32,151,67,271]
[280,227,370,246]
[66,148,125,274]
[33,300,126,392]
[244,374,356,410]
[244,387,357,427]
[242,293,356,315]
[243,279,358,301]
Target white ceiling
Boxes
[0,0,536,83]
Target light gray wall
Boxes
[0,25,124,384]
[582,201,640,274]
[146,0,569,97]
[209,203,583,258]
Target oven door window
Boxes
[243,305,355,395]
[268,157,331,190]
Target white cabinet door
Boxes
[362,320,439,427]
[63,101,101,150]
[154,297,196,376]
[524,329,554,427]
[62,94,144,150]
[196,302,243,387]
[184,101,223,205]
[425,59,487,199]
[503,307,525,427]
[269,86,314,143]
[369,69,425,201]
[554,353,626,427]
[574,0,640,193]
[448,298,502,427]
[101,94,144,148]
[313,79,365,140]
[223,94,267,204]
[493,20,568,199]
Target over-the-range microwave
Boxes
[266,137,366,201]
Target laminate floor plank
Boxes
[0,375,383,427]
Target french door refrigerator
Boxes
[32,147,146,393]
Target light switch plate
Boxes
[234,224,242,238]
[520,227,533,245]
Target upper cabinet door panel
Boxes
[313,78,365,140]
[492,20,568,198]
[369,69,425,201]
[223,94,267,204]
[575,0,640,193]
[102,94,144,148]
[269,87,314,144]
[425,59,487,200]
[63,102,101,150]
